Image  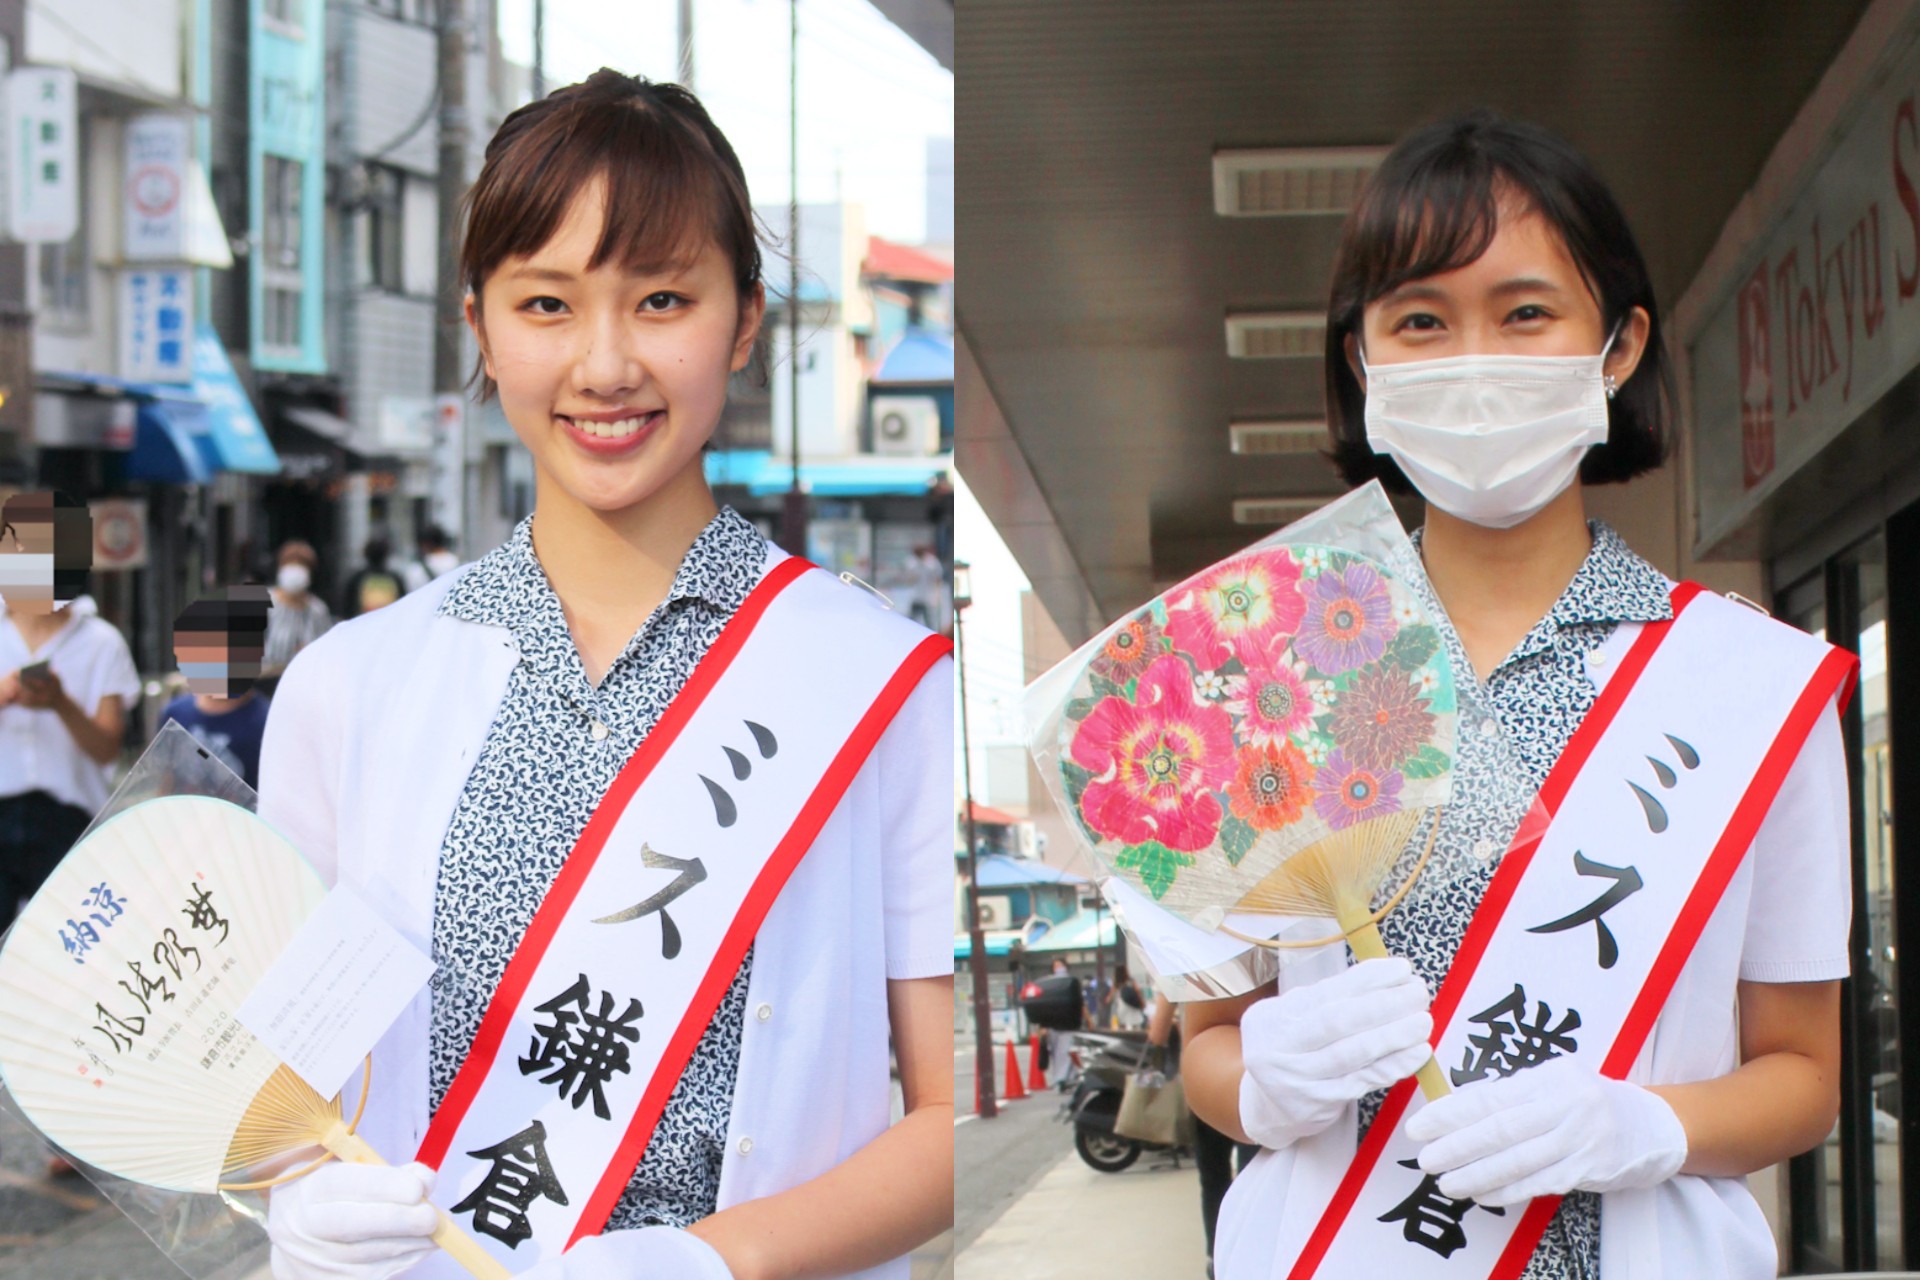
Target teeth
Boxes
[569,415,651,439]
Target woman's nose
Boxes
[571,315,647,397]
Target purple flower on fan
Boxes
[1294,562,1397,675]
[1313,749,1403,830]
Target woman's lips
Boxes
[556,411,664,456]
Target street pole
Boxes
[436,0,470,551]
[781,0,807,556]
[532,0,544,99]
[956,562,996,1119]
[677,0,694,91]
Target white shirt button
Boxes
[1588,649,1609,667]
[590,720,609,741]
[1472,838,1498,862]
[737,1136,754,1155]
[1479,718,1499,739]
[756,1003,773,1022]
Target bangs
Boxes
[461,90,757,297]
[1348,162,1508,306]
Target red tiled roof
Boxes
[967,800,1020,825]
[866,236,954,285]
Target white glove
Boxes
[1238,956,1434,1149]
[267,1160,439,1280]
[1406,1055,1689,1207]
[517,1226,734,1279]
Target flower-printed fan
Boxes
[1057,545,1457,1096]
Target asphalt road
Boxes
[954,1041,1078,1254]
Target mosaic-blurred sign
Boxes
[6,66,78,243]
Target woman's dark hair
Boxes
[1325,109,1673,492]
[459,69,764,402]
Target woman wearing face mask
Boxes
[261,540,331,698]
[1178,111,1853,1280]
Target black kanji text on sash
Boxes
[698,719,779,827]
[1626,732,1701,834]
[590,843,708,959]
[1378,1158,1506,1258]
[1451,983,1581,1087]
[450,1119,569,1248]
[518,973,642,1120]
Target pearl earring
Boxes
[1603,374,1619,401]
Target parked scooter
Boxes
[1061,1028,1188,1173]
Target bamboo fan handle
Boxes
[321,1121,511,1280]
[1340,915,1450,1103]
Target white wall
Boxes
[26,0,184,102]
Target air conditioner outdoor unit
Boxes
[976,897,1013,930]
[871,395,942,455]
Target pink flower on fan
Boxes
[1295,561,1397,675]
[1164,551,1306,668]
[1070,655,1238,852]
[1313,750,1403,830]
[1223,655,1317,748]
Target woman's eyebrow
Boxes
[1377,282,1448,307]
[1488,276,1565,299]
[506,265,577,282]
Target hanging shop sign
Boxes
[1691,21,1920,553]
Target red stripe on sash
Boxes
[418,555,815,1169]
[1287,583,1704,1280]
[569,631,953,1242]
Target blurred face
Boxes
[467,175,765,518]
[1352,201,1647,380]
[0,497,88,615]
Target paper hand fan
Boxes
[0,795,508,1279]
[1055,543,1457,1098]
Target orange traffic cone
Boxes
[1027,1034,1047,1092]
[1003,1039,1028,1100]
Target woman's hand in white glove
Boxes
[1238,956,1434,1149]
[267,1160,439,1280]
[517,1226,734,1279]
[1406,1056,1689,1207]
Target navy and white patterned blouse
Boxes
[1357,519,1674,1280]
[427,506,767,1230]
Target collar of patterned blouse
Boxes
[434,505,768,694]
[1413,518,1674,678]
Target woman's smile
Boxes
[555,408,667,455]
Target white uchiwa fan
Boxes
[0,795,506,1279]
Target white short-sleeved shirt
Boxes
[258,550,954,1280]
[0,597,140,813]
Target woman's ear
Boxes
[463,293,496,382]
[1604,305,1653,389]
[732,283,768,373]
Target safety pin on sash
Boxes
[838,572,895,610]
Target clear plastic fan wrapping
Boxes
[0,795,508,1279]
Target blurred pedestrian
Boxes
[1047,957,1076,1087]
[1083,967,1112,1029]
[159,588,274,790]
[401,525,463,592]
[340,535,406,617]
[1113,962,1146,1030]
[906,545,945,629]
[0,491,139,930]
[262,540,331,698]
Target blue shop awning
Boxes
[706,450,950,496]
[127,394,213,483]
[189,325,280,474]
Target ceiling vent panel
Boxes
[1213,147,1387,217]
[1232,497,1334,526]
[1224,312,1325,359]
[1229,420,1328,455]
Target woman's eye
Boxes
[640,292,686,313]
[522,296,568,316]
[1392,313,1443,333]
[1507,304,1550,324]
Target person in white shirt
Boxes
[1175,112,1848,1280]
[257,70,953,1280]
[0,491,139,930]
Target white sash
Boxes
[1277,585,1856,1279]
[414,552,949,1271]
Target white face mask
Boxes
[0,553,57,609]
[1361,329,1618,530]
[277,564,311,594]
